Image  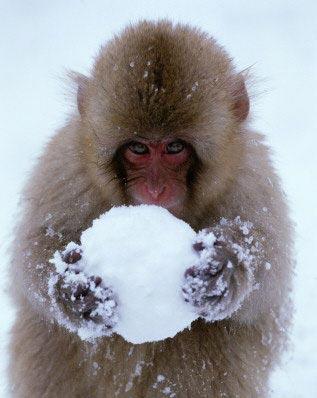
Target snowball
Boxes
[63,205,198,344]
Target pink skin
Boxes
[123,139,191,214]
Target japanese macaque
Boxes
[9,20,294,398]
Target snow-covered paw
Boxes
[54,246,118,329]
[183,224,256,321]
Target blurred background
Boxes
[0,0,316,396]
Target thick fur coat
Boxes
[9,21,294,397]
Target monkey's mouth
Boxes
[131,196,184,214]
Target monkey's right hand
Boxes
[53,247,118,329]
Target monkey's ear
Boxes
[231,77,250,122]
[76,73,89,117]
[67,71,89,117]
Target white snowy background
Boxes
[0,0,316,396]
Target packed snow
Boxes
[49,206,258,344]
[50,205,199,344]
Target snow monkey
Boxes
[9,20,294,397]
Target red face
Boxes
[122,139,192,214]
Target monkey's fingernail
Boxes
[185,266,197,277]
[193,242,204,252]
[63,249,82,264]
[82,311,92,320]
[94,276,102,286]
[74,285,89,298]
[214,240,223,247]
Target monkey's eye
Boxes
[128,141,149,155]
[166,140,185,154]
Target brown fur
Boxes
[9,20,294,397]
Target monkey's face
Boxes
[119,138,193,215]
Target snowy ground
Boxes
[0,1,316,396]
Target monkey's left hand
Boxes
[182,219,259,321]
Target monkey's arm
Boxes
[11,128,118,334]
[183,135,294,324]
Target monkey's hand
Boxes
[50,246,118,333]
[182,218,261,321]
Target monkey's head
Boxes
[75,20,249,226]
